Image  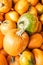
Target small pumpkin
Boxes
[0,20,16,35]
[32,49,43,65]
[3,29,29,56]
[20,51,35,65]
[14,0,29,15]
[28,33,43,49]
[5,11,19,23]
[36,3,43,14]
[0,0,12,13]
[0,54,8,65]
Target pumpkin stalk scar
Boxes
[11,56,15,63]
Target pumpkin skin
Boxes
[3,29,29,56]
[28,33,43,49]
[0,54,8,65]
[40,44,43,50]
[0,0,12,13]
[32,49,43,65]
[13,0,19,3]
[0,31,4,49]
[0,49,8,57]
[5,11,19,23]
[20,51,35,65]
[0,13,4,21]
[0,20,16,35]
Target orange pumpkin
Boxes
[14,0,29,15]
[0,31,4,49]
[0,20,16,35]
[0,0,12,13]
[0,54,8,65]
[0,49,8,57]
[28,33,43,49]
[32,49,43,65]
[5,11,19,23]
[3,29,29,56]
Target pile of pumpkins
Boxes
[0,0,43,65]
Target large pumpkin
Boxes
[3,29,29,56]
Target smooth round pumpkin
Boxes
[5,11,19,23]
[3,29,29,56]
[0,31,4,49]
[0,0,12,13]
[32,49,43,65]
[20,51,35,65]
[28,33,43,49]
[0,20,16,35]
[0,54,8,65]
[14,0,29,15]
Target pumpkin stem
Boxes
[16,29,24,36]
[11,56,15,63]
[0,2,4,8]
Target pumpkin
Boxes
[17,13,39,34]
[28,33,43,49]
[0,20,16,35]
[14,0,29,15]
[36,3,43,14]
[0,54,8,65]
[0,0,12,13]
[0,31,4,49]
[5,11,19,23]
[32,49,43,65]
[20,51,35,65]
[3,29,29,56]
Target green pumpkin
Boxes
[17,13,38,34]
